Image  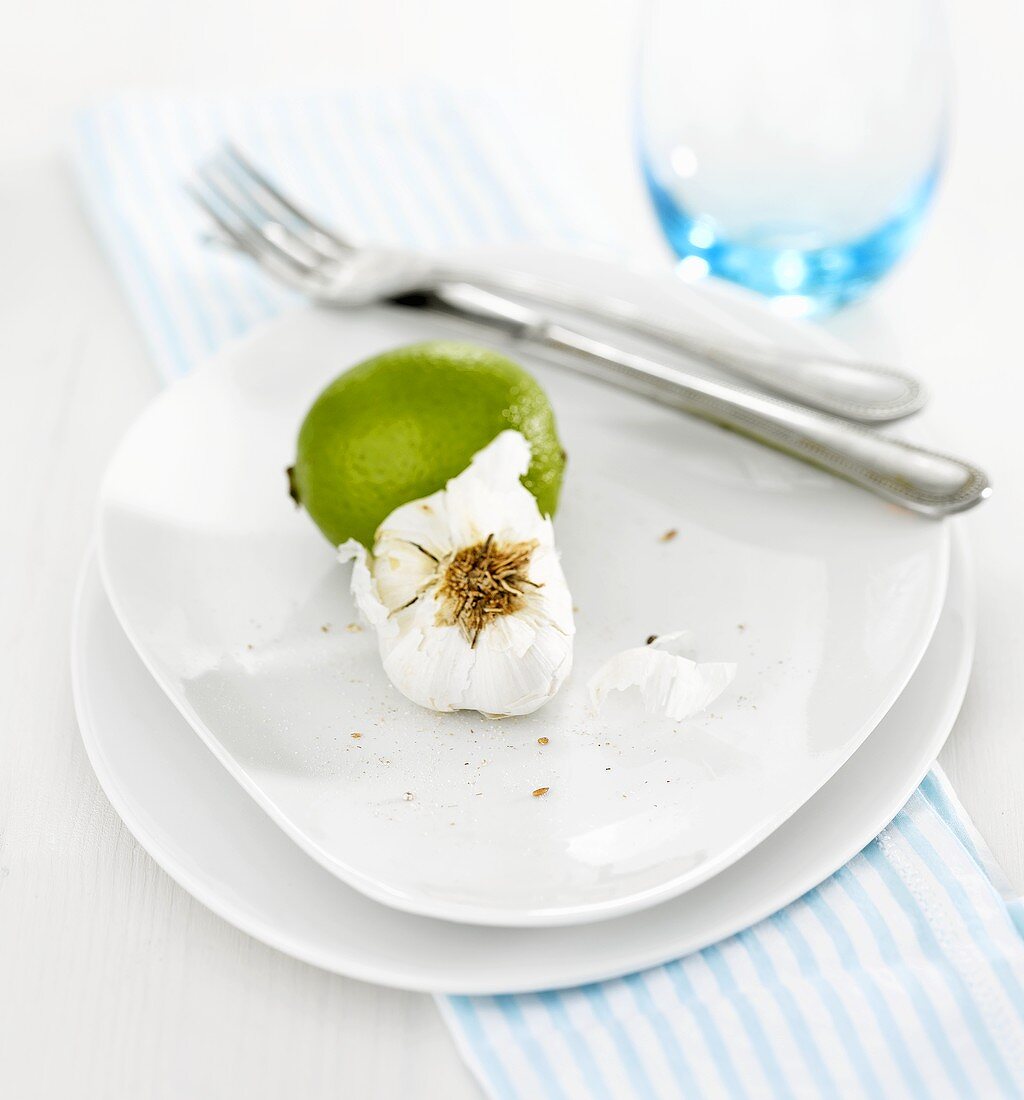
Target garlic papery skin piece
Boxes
[588,633,736,722]
[339,431,574,718]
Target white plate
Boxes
[72,533,972,993]
[96,247,950,926]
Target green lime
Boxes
[289,341,566,547]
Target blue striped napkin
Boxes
[74,89,1024,1100]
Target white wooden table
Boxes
[2,2,1023,1096]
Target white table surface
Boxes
[3,2,1023,1097]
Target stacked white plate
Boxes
[72,248,972,993]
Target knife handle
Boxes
[410,283,989,517]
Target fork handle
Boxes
[408,283,989,517]
[435,266,926,422]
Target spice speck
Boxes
[538,736,549,746]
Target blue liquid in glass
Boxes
[642,160,941,315]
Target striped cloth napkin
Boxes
[74,89,1024,1100]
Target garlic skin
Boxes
[339,431,574,718]
[588,632,736,722]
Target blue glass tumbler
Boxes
[637,0,952,314]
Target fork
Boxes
[188,147,989,517]
[195,146,924,423]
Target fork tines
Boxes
[189,144,351,290]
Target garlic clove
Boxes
[372,534,441,613]
[384,601,479,712]
[372,485,451,561]
[441,430,541,551]
[340,538,393,638]
[588,641,736,722]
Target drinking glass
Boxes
[637,0,952,314]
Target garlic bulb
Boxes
[339,431,574,717]
[588,631,736,721]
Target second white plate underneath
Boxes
[95,246,950,925]
[72,532,972,993]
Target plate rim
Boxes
[93,245,952,926]
[71,528,973,993]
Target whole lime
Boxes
[289,341,566,547]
